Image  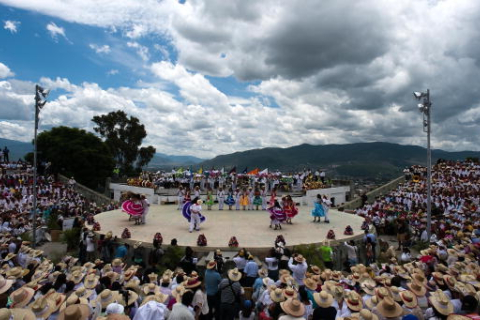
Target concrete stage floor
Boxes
[94,205,365,251]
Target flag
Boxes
[241,167,248,174]
[221,167,225,175]
[197,166,203,174]
[259,168,268,175]
[176,167,184,173]
[247,168,259,175]
[228,166,237,175]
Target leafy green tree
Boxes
[92,110,156,175]
[36,126,114,189]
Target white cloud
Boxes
[0,63,14,78]
[127,42,150,61]
[3,20,19,33]
[89,44,111,54]
[46,22,67,41]
[107,69,119,76]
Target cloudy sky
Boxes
[0,0,479,158]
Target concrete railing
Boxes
[58,175,112,206]
[340,175,406,210]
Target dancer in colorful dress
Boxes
[283,195,298,224]
[122,193,144,225]
[217,187,225,210]
[193,185,200,199]
[225,188,236,210]
[234,188,241,210]
[205,187,214,210]
[269,187,277,206]
[240,188,249,210]
[253,187,263,210]
[177,186,185,210]
[311,194,325,223]
[184,187,191,203]
[268,199,286,230]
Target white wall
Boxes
[110,183,157,204]
[303,186,350,207]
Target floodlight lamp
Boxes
[413,91,424,100]
[418,104,426,112]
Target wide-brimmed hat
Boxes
[431,272,445,285]
[407,280,426,297]
[346,291,363,312]
[375,296,403,318]
[96,290,119,309]
[111,259,124,268]
[171,285,185,301]
[443,275,457,290]
[84,274,99,290]
[184,277,202,289]
[0,275,14,294]
[206,261,217,270]
[117,290,138,307]
[75,287,94,300]
[270,288,286,303]
[4,253,16,261]
[400,290,418,309]
[332,285,345,301]
[429,290,453,316]
[361,279,376,296]
[9,286,35,308]
[46,291,66,313]
[143,283,160,295]
[59,294,89,313]
[357,309,379,320]
[304,278,318,291]
[280,298,305,317]
[311,265,321,275]
[141,293,169,306]
[365,296,379,310]
[57,304,91,320]
[375,287,392,300]
[314,291,334,308]
[294,255,305,263]
[258,268,268,278]
[389,287,402,303]
[6,267,29,280]
[228,268,242,282]
[123,269,136,282]
[125,279,141,294]
[69,271,84,285]
[283,287,296,299]
[30,296,55,319]
[447,316,471,320]
[0,308,35,320]
[105,271,120,283]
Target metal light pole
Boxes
[414,89,432,239]
[32,85,49,248]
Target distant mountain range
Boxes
[198,142,480,181]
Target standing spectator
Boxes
[320,240,334,269]
[85,232,96,262]
[205,261,221,320]
[364,230,377,261]
[288,254,307,286]
[243,255,259,287]
[344,240,358,268]
[2,147,9,163]
[219,268,243,320]
[169,290,195,320]
[115,242,128,260]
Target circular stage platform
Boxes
[94,205,365,252]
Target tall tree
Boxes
[36,126,114,188]
[92,110,156,175]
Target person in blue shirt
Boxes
[364,230,377,261]
[243,255,259,287]
[114,243,129,259]
[205,260,221,320]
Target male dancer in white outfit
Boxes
[189,199,203,232]
[322,195,331,223]
[177,187,185,210]
[141,195,150,224]
[261,186,267,210]
[248,187,254,210]
[217,188,225,210]
[234,188,241,210]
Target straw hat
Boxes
[311,265,321,275]
[365,296,379,310]
[346,291,363,312]
[184,277,202,289]
[141,293,169,306]
[282,287,295,299]
[69,271,84,285]
[117,290,138,307]
[429,290,453,316]
[407,280,426,297]
[59,294,89,313]
[75,287,94,300]
[30,296,55,320]
[294,255,305,263]
[358,309,379,320]
[431,272,445,285]
[228,268,242,282]
[270,288,286,303]
[9,287,35,308]
[171,285,185,301]
[57,304,91,320]
[332,285,345,301]
[111,259,124,268]
[105,271,120,283]
[84,274,99,290]
[123,269,136,282]
[125,279,141,294]
[0,264,10,275]
[304,278,318,291]
[314,291,334,308]
[443,275,457,290]
[206,261,217,270]
[101,264,112,274]
[280,298,305,318]
[0,275,14,294]
[6,267,29,280]
[375,287,392,300]
[160,275,171,285]
[4,253,16,261]
[375,296,403,318]
[47,291,66,313]
[96,290,119,309]
[0,308,35,320]
[143,283,160,295]
[400,290,418,309]
[258,268,268,278]
[389,287,402,303]
[361,279,376,296]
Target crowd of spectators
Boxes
[0,160,478,320]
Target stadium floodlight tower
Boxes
[413,89,432,240]
[32,85,49,248]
